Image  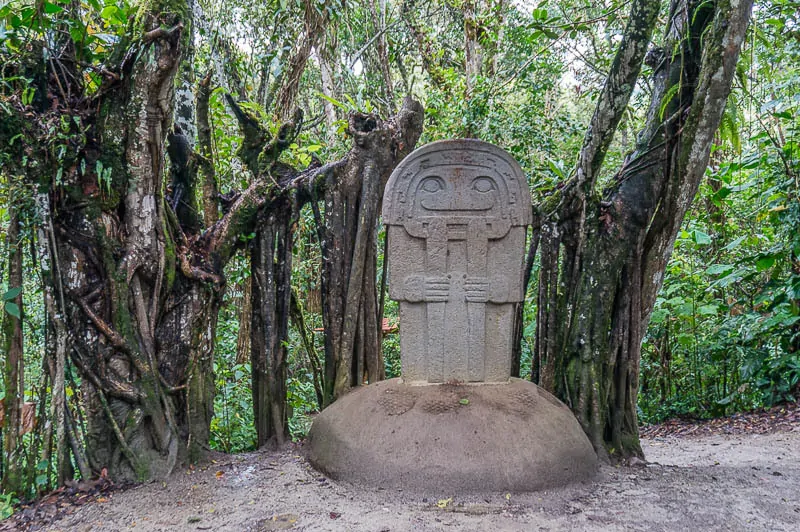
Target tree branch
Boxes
[71,292,145,372]
[69,347,143,403]
[274,1,331,120]
[143,22,184,44]
[641,0,754,322]
[401,0,448,88]
[572,0,662,195]
[204,97,423,266]
[224,94,267,174]
[197,70,218,226]
[203,158,340,265]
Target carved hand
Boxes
[464,277,490,303]
[402,275,450,302]
[424,277,450,302]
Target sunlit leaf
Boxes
[3,287,22,301]
[4,302,20,319]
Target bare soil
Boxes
[5,411,799,532]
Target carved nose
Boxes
[420,191,497,211]
[420,194,453,210]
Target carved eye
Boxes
[420,177,443,193]
[472,177,495,193]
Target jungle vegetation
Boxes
[0,0,797,509]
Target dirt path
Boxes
[14,427,794,532]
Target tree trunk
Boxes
[274,1,331,121]
[48,8,217,477]
[366,0,395,113]
[173,0,196,145]
[317,99,424,404]
[10,3,241,480]
[464,0,482,104]
[250,206,294,447]
[36,194,72,485]
[534,0,753,460]
[289,290,324,408]
[223,92,423,433]
[1,205,24,494]
[317,25,340,145]
[196,71,218,226]
[510,226,539,378]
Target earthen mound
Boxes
[308,378,597,492]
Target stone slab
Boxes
[382,140,532,383]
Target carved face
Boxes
[384,140,532,242]
[416,173,500,213]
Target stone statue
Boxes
[308,139,597,492]
[382,139,532,383]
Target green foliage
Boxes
[3,285,21,318]
[1,1,132,83]
[210,256,257,453]
[0,492,17,520]
[211,359,257,453]
[382,300,401,379]
[286,371,317,438]
[0,233,51,500]
[639,7,800,421]
[206,88,244,189]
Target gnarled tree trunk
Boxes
[317,98,424,404]
[532,0,753,460]
[250,203,295,448]
[43,4,220,478]
[1,0,424,480]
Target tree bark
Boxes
[318,34,340,145]
[225,92,424,433]
[36,194,72,485]
[289,290,324,408]
[366,0,395,113]
[510,225,540,377]
[4,2,241,480]
[196,70,218,226]
[173,0,196,145]
[464,0,483,103]
[274,1,331,121]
